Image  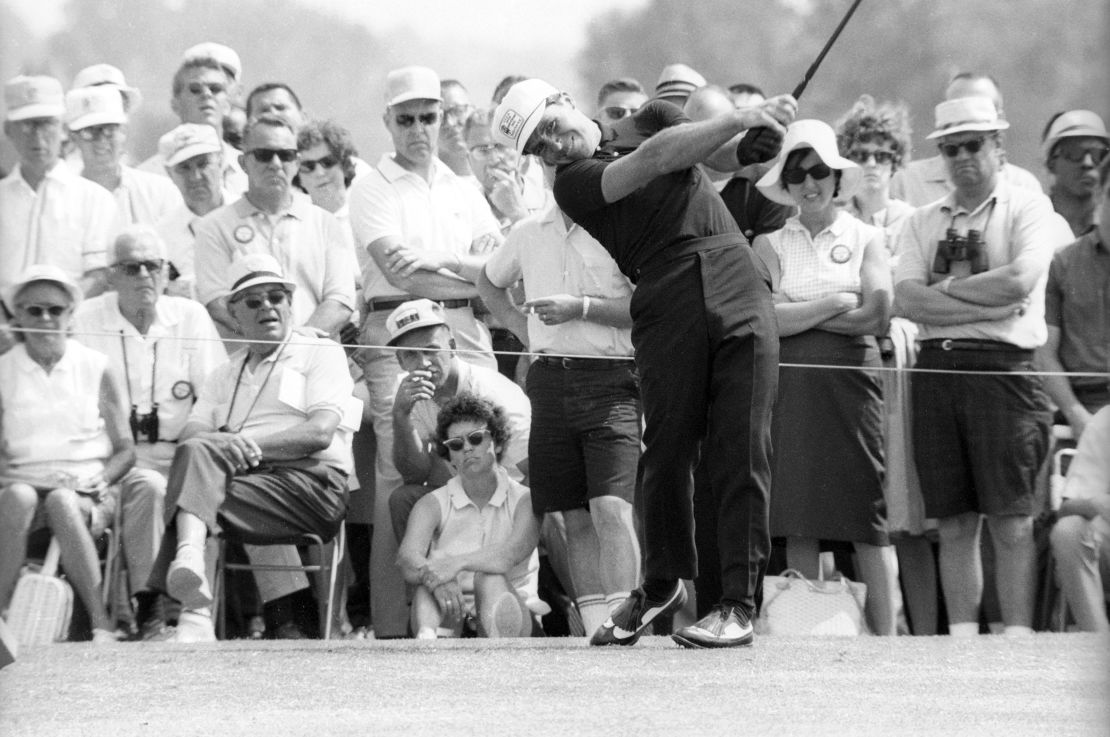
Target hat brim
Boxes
[229,277,297,299]
[386,316,448,346]
[756,135,862,207]
[6,103,65,122]
[4,276,82,311]
[165,142,222,168]
[386,93,442,107]
[926,120,1009,140]
[68,111,127,131]
[1043,128,1110,160]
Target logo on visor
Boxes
[394,313,423,329]
[499,110,524,140]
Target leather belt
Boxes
[366,297,471,312]
[920,339,1030,353]
[536,355,630,370]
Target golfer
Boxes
[493,79,795,648]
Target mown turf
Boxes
[1,634,1107,736]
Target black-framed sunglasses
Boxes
[847,149,895,165]
[938,137,986,158]
[394,111,441,128]
[187,81,227,96]
[602,105,639,120]
[115,259,165,276]
[1054,144,1110,164]
[233,290,289,310]
[783,163,833,185]
[20,304,68,318]
[248,148,298,164]
[74,124,122,142]
[298,154,339,174]
[442,428,491,452]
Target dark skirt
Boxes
[769,329,888,546]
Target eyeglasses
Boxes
[19,304,68,318]
[847,148,895,165]
[444,105,474,124]
[74,124,122,142]
[233,290,289,310]
[468,143,515,160]
[783,163,833,185]
[14,118,61,135]
[394,111,441,128]
[602,106,640,120]
[1054,144,1110,164]
[115,259,165,276]
[442,428,491,453]
[248,148,298,164]
[187,81,227,96]
[938,137,986,158]
[299,155,339,174]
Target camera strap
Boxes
[119,330,159,411]
[947,197,997,240]
[223,341,287,434]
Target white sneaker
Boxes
[168,610,215,643]
[486,592,524,638]
[166,545,212,610]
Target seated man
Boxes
[145,254,359,642]
[396,393,541,638]
[1050,405,1110,632]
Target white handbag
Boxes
[6,539,74,647]
[757,568,869,637]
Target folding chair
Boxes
[1036,446,1077,632]
[212,522,346,640]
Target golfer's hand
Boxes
[736,95,798,165]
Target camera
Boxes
[129,404,160,444]
[932,228,988,274]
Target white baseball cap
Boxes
[1042,110,1109,160]
[181,42,242,82]
[4,75,65,122]
[385,299,449,346]
[65,86,127,131]
[385,66,441,107]
[159,123,223,167]
[491,78,561,156]
[72,63,142,112]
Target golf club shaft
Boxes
[791,0,865,100]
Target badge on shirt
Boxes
[829,244,852,264]
[171,380,194,400]
[233,225,254,244]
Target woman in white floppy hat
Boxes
[753,119,899,635]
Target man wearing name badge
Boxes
[348,66,502,637]
[72,226,226,638]
[492,78,795,648]
[154,123,234,300]
[0,75,120,308]
[193,115,356,340]
[144,254,360,642]
[478,196,643,640]
[136,43,247,196]
[64,85,182,228]
[894,96,1073,637]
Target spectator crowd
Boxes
[0,43,1107,646]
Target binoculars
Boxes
[933,228,988,274]
[129,405,160,444]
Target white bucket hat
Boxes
[72,63,142,112]
[756,119,862,206]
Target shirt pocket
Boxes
[277,367,308,414]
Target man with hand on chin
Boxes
[145,254,359,642]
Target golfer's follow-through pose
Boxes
[493,80,796,648]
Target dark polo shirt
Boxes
[1045,229,1110,400]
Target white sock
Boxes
[987,621,1005,635]
[1003,625,1034,637]
[416,627,436,640]
[948,622,980,637]
[576,594,608,634]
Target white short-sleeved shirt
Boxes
[403,360,531,481]
[108,166,183,227]
[193,193,357,321]
[0,163,120,295]
[1062,406,1110,504]
[189,333,360,473]
[347,154,500,298]
[767,210,880,302]
[72,292,227,470]
[485,202,634,357]
[895,178,1074,347]
[428,466,540,610]
[0,340,112,485]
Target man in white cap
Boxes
[0,75,120,306]
[137,44,247,195]
[654,63,707,107]
[894,96,1073,638]
[891,72,1042,207]
[72,63,143,113]
[66,86,182,228]
[154,123,232,299]
[194,115,356,339]
[348,66,502,638]
[491,78,794,648]
[1041,109,1109,237]
[144,253,359,642]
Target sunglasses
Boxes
[248,148,298,164]
[442,428,492,453]
[233,290,289,310]
[20,304,68,318]
[394,111,441,128]
[74,124,122,142]
[115,259,165,276]
[299,155,339,174]
[602,106,640,120]
[187,81,227,96]
[938,137,986,158]
[1054,144,1110,164]
[783,163,833,185]
[847,149,895,165]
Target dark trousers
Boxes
[630,242,778,611]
